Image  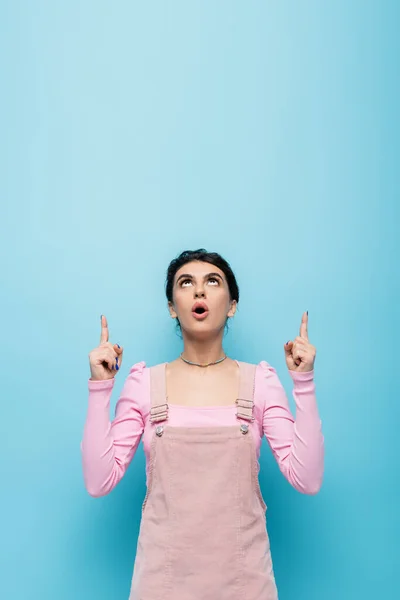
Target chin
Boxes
[182,322,224,339]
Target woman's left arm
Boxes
[258,312,324,495]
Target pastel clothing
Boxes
[131,362,280,599]
[81,360,324,497]
[81,360,324,599]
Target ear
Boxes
[168,301,178,319]
[227,300,237,318]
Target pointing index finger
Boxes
[100,315,109,344]
[299,311,309,340]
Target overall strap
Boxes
[149,364,169,424]
[236,362,257,422]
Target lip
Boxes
[192,301,209,320]
[192,310,209,321]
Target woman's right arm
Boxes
[81,361,146,497]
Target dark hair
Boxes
[165,249,239,332]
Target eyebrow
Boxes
[175,272,224,284]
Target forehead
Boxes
[174,261,225,280]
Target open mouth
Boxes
[192,306,209,320]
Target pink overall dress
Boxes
[129,361,279,599]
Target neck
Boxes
[180,333,226,366]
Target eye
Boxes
[208,277,219,285]
[181,279,192,287]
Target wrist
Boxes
[288,368,315,380]
[88,377,115,391]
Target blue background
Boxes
[1,1,399,599]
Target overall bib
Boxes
[129,362,279,599]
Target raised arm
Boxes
[256,361,324,495]
[81,361,146,497]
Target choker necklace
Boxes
[180,353,227,368]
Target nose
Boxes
[194,287,206,298]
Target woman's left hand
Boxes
[284,312,316,372]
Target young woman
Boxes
[82,249,324,600]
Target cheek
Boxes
[209,290,230,310]
[173,288,192,310]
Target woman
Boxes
[82,249,324,600]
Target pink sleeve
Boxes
[81,361,147,497]
[256,361,324,495]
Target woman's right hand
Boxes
[88,315,124,381]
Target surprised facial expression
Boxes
[168,261,237,336]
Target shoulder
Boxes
[234,360,280,419]
[127,360,147,377]
[115,361,149,414]
[237,360,280,405]
[236,359,278,379]
[239,360,281,404]
[123,360,149,396]
[125,360,166,391]
[127,360,166,374]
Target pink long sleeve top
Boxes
[81,360,324,498]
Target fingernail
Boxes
[116,364,119,370]
[117,344,120,348]
[306,310,308,315]
[116,356,119,363]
